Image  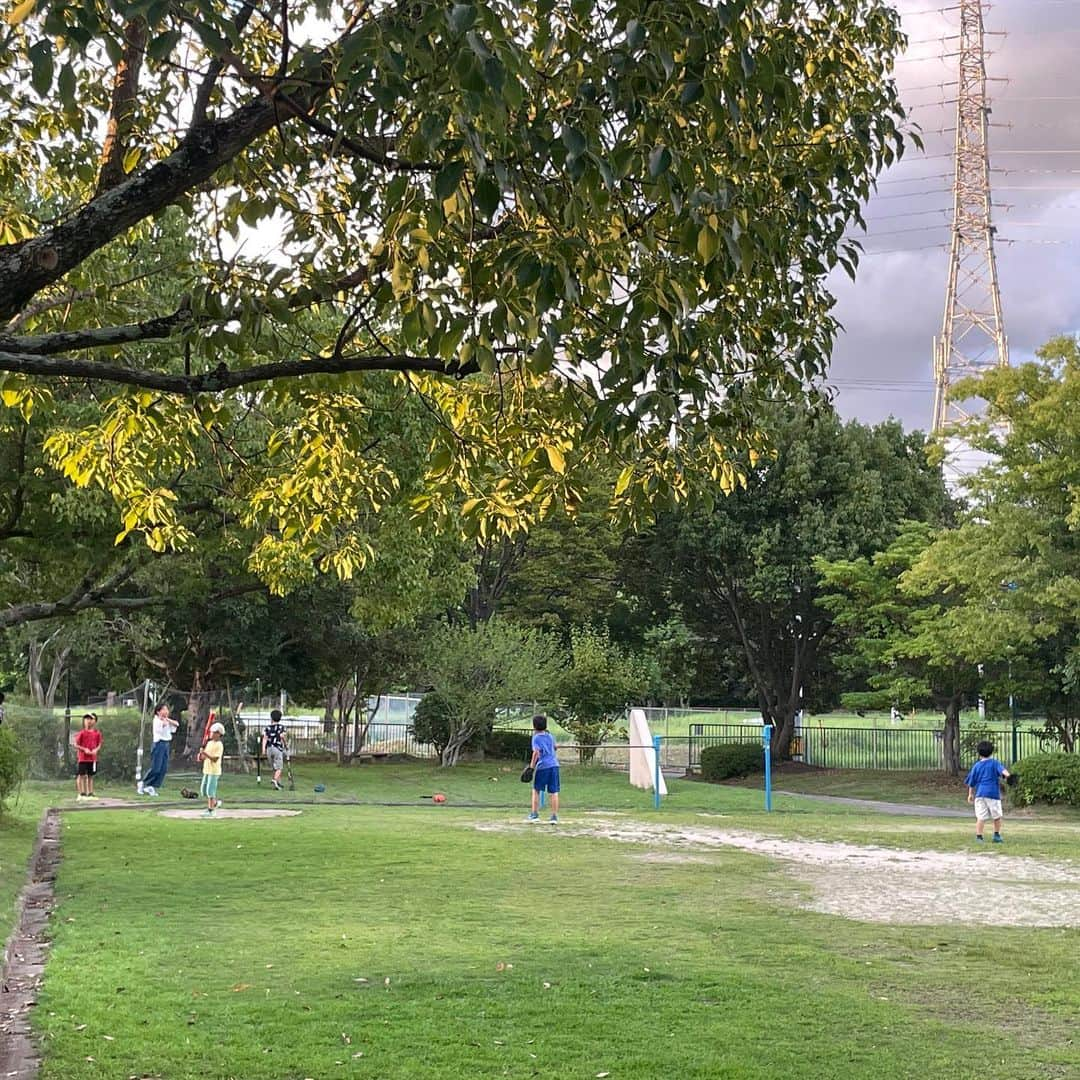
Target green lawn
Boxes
[5,765,1079,1079]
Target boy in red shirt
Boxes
[74,713,102,800]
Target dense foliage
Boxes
[700,742,762,782]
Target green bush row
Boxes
[700,742,764,781]
[484,731,533,761]
[0,726,23,810]
[1009,753,1080,807]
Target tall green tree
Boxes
[817,523,980,775]
[636,404,949,757]
[1,0,910,580]
[909,337,1080,752]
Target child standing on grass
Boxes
[965,739,1011,843]
[74,713,101,800]
[527,714,560,825]
[199,721,225,817]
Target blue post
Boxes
[653,735,662,810]
[763,725,773,812]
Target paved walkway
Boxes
[776,791,969,817]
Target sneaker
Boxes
[86,792,98,799]
[992,834,1003,844]
[201,809,214,817]
[975,835,984,842]
[548,815,559,824]
[527,812,540,822]
[136,782,144,795]
[272,780,282,791]
[75,794,86,802]
[145,786,157,797]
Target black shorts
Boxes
[76,761,96,776]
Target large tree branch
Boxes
[0,561,161,629]
[0,305,192,356]
[96,17,148,196]
[0,349,480,394]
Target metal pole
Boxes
[63,667,72,771]
[653,735,662,810]
[764,725,773,812]
[136,678,148,787]
[1009,657,1018,762]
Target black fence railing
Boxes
[688,723,1069,772]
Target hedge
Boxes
[1009,752,1080,808]
[700,742,763,782]
[0,726,23,810]
[485,730,533,760]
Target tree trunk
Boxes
[942,697,962,776]
[28,637,45,707]
[44,645,71,710]
[184,675,213,757]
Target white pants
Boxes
[974,797,1002,822]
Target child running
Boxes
[74,713,101,800]
[199,721,226,817]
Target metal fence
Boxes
[688,722,1069,772]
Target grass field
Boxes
[4,764,1079,1079]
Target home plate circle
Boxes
[158,808,302,820]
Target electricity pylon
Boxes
[932,0,1008,434]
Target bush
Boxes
[0,726,23,809]
[410,692,486,760]
[485,730,533,761]
[700,742,764,782]
[1009,752,1080,807]
[5,711,148,782]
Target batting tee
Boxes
[628,709,667,797]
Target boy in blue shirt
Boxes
[527,715,560,824]
[964,739,1011,843]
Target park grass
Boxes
[0,786,53,945]
[28,797,1080,1080]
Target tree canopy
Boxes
[1,0,910,592]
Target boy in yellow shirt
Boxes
[198,722,225,817]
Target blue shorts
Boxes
[533,766,560,794]
[200,774,220,798]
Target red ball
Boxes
[432,792,447,804]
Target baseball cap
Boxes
[209,722,225,734]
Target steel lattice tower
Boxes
[932,0,1008,434]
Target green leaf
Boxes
[545,445,566,474]
[28,39,53,96]
[515,256,542,289]
[57,62,75,110]
[448,3,476,33]
[625,19,644,50]
[561,126,586,158]
[474,174,500,218]
[434,159,466,201]
[648,145,671,179]
[680,81,703,106]
[122,146,142,174]
[696,226,718,264]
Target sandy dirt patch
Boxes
[158,808,302,820]
[476,818,1080,928]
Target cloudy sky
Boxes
[827,0,1080,429]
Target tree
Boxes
[1,0,910,583]
[637,404,949,758]
[414,619,561,765]
[553,624,644,760]
[817,523,980,776]
[908,337,1080,752]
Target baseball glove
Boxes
[1005,773,1019,788]
[179,787,200,799]
[519,765,534,783]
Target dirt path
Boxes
[477,818,1080,928]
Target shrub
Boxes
[485,730,533,761]
[410,692,485,760]
[0,726,23,810]
[700,742,764,782]
[1008,752,1080,807]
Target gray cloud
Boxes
[828,0,1080,430]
